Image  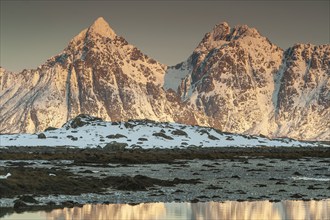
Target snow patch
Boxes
[0,116,323,149]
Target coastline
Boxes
[1,146,329,215]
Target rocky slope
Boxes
[165,23,330,140]
[1,114,321,148]
[1,17,329,140]
[1,17,172,133]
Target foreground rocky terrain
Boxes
[1,17,329,140]
[0,146,330,213]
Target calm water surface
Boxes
[2,200,330,220]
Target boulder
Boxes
[104,141,128,151]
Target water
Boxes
[2,200,330,220]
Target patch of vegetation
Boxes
[208,135,219,140]
[67,114,102,129]
[104,141,128,151]
[199,129,210,136]
[153,132,174,140]
[171,129,188,137]
[1,146,330,164]
[44,127,57,132]
[0,167,96,198]
[124,122,135,129]
[130,144,142,149]
[113,175,201,191]
[0,167,201,199]
[66,135,78,141]
[106,134,127,139]
[37,133,46,139]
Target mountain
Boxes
[1,17,171,132]
[166,22,330,140]
[1,17,329,141]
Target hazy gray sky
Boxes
[1,0,329,72]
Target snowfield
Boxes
[0,115,325,149]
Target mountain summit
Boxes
[87,17,116,39]
[1,18,329,141]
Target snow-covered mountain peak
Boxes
[87,17,116,39]
[211,22,230,41]
[68,17,116,47]
[194,22,267,56]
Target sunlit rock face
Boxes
[0,17,171,133]
[45,200,330,220]
[273,44,330,140]
[167,24,329,141]
[1,17,329,141]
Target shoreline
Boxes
[1,147,330,210]
[2,199,330,218]
[1,146,330,162]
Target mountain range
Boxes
[1,17,329,141]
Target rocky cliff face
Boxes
[1,17,172,133]
[1,17,329,140]
[166,23,329,140]
[166,23,283,135]
[274,44,329,140]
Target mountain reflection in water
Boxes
[45,200,330,220]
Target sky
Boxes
[0,0,329,72]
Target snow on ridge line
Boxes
[0,119,324,149]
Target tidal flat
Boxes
[0,146,329,216]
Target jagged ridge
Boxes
[0,17,329,141]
